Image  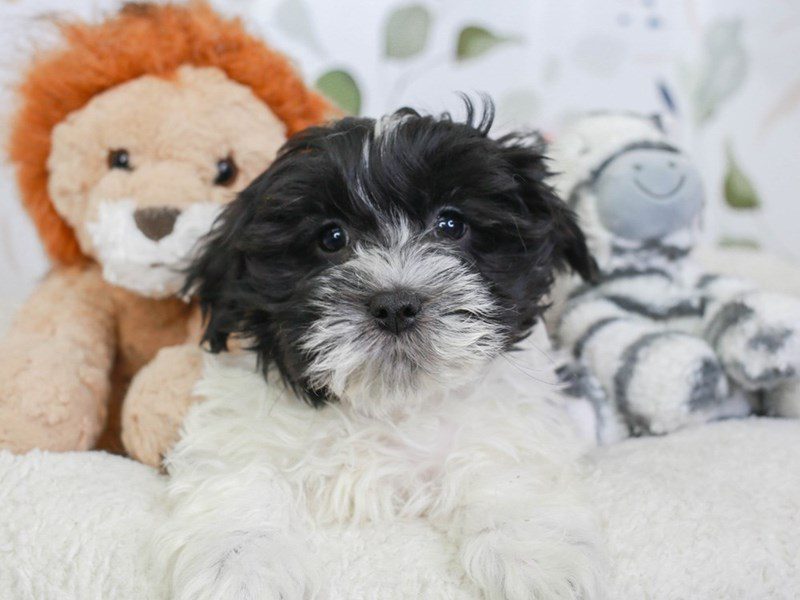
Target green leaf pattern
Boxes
[723,142,761,211]
[385,4,431,59]
[315,69,361,116]
[456,26,518,61]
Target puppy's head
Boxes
[186,101,597,416]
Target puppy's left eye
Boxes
[435,210,467,240]
[214,156,238,186]
[319,224,348,252]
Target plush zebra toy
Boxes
[548,112,800,444]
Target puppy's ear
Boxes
[544,192,599,283]
[499,132,599,284]
[183,194,254,352]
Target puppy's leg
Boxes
[440,462,604,600]
[157,460,318,600]
[431,409,605,600]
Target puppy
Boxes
[159,102,604,599]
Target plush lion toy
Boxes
[0,2,330,465]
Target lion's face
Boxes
[47,65,286,298]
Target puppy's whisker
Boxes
[499,354,558,387]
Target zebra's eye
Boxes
[108,149,132,170]
[435,210,467,240]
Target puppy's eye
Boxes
[435,210,467,240]
[214,156,239,186]
[319,224,348,252]
[108,149,132,170]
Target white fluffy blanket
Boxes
[2,418,799,599]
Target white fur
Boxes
[87,200,222,298]
[158,335,605,600]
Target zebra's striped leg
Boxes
[763,378,800,418]
[556,361,628,445]
[704,291,800,392]
[559,297,731,435]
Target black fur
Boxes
[185,100,597,404]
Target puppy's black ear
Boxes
[499,132,599,284]
[544,193,599,283]
[183,194,254,352]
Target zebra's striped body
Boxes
[548,114,800,444]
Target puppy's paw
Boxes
[708,293,800,390]
[171,531,317,600]
[460,525,603,600]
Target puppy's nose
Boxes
[133,207,181,241]
[369,290,422,335]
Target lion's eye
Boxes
[108,149,132,170]
[435,210,467,240]
[318,224,348,253]
[214,156,238,186]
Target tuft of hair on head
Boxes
[455,93,496,137]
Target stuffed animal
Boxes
[0,2,330,465]
[548,112,800,443]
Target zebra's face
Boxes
[593,147,704,241]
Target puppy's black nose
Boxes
[134,206,181,241]
[369,290,422,334]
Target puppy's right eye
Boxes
[108,149,132,170]
[435,210,467,240]
[319,224,348,252]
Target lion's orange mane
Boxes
[8,1,330,265]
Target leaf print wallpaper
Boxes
[0,0,798,305]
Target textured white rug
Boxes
[590,417,800,598]
[1,418,798,599]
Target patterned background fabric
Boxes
[1,0,798,303]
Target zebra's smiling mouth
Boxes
[634,174,686,199]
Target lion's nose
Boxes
[133,207,181,241]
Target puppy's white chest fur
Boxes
[170,338,577,526]
[162,334,604,600]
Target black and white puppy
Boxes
[161,102,604,600]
